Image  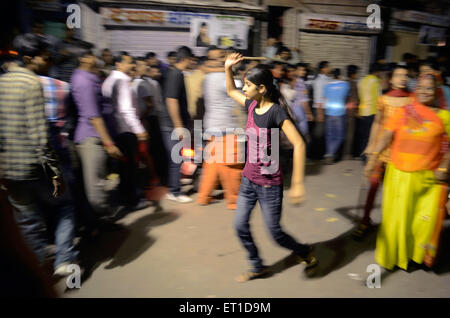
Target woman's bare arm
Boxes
[225,53,246,107]
[281,119,306,204]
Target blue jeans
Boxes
[325,115,346,157]
[161,129,183,196]
[7,175,78,270]
[234,176,309,272]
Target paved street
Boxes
[62,160,450,298]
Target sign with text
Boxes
[299,13,382,34]
[101,7,252,32]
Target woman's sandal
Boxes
[235,268,269,283]
[296,247,319,269]
[352,223,372,241]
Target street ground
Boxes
[60,160,450,298]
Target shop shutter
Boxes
[299,32,370,76]
[108,30,206,62]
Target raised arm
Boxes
[225,53,246,107]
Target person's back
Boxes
[161,66,190,130]
[358,73,380,117]
[0,67,52,180]
[203,71,239,132]
[145,76,163,116]
[71,69,103,143]
[324,80,350,117]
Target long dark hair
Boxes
[245,64,296,121]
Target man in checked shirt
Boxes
[0,34,79,277]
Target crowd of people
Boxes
[1,28,450,289]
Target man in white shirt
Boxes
[132,58,161,192]
[313,61,331,122]
[102,53,150,211]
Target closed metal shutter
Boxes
[299,32,371,76]
[108,30,207,61]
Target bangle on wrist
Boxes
[437,167,448,173]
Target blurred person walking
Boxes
[161,46,194,203]
[355,63,382,161]
[102,53,151,211]
[133,58,161,201]
[323,68,350,164]
[290,63,312,143]
[366,74,450,270]
[0,34,79,276]
[143,65,169,189]
[72,51,125,223]
[353,65,411,240]
[311,61,331,160]
[196,47,244,210]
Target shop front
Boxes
[297,13,382,76]
[82,1,266,60]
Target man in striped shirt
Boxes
[0,34,79,276]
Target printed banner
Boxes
[190,16,250,49]
[418,25,447,46]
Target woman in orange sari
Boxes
[366,74,450,270]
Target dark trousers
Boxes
[234,176,309,272]
[115,132,139,206]
[343,112,357,158]
[6,173,78,270]
[354,115,375,159]
[308,108,326,160]
[148,115,168,186]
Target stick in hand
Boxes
[242,57,267,61]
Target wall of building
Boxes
[389,30,430,62]
[80,3,108,54]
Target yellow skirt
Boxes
[375,163,447,270]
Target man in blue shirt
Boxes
[323,68,350,164]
